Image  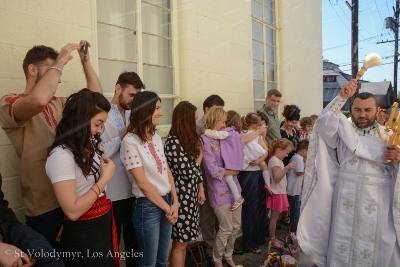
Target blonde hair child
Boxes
[267,139,296,252]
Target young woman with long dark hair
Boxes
[120,91,179,267]
[46,89,118,266]
[164,101,205,267]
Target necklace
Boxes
[353,122,381,138]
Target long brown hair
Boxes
[267,138,293,162]
[48,89,111,181]
[169,101,203,160]
[226,110,242,133]
[127,91,161,143]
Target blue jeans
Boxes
[133,194,172,267]
[25,207,63,250]
[287,195,300,229]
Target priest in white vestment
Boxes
[298,79,400,267]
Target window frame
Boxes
[96,0,179,132]
[252,0,278,110]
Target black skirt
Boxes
[60,210,116,267]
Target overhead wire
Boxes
[337,2,368,39]
[324,33,391,51]
[375,0,384,22]
[328,0,351,32]
[324,0,396,80]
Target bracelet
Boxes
[90,187,99,197]
[49,66,62,75]
[95,183,101,194]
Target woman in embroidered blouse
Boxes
[201,107,242,267]
[46,89,118,267]
[120,91,179,267]
[165,101,205,267]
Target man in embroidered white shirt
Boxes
[102,71,144,267]
[298,79,400,267]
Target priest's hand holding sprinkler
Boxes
[340,52,383,99]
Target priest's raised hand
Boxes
[340,79,358,99]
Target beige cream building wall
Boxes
[177,1,323,118]
[177,0,254,116]
[277,1,323,117]
[0,1,322,222]
[0,0,96,222]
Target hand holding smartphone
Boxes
[82,41,88,55]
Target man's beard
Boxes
[119,93,130,110]
[351,115,376,128]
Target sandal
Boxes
[251,248,262,254]
[230,197,245,211]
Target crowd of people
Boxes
[1,41,400,267]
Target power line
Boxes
[338,2,374,38]
[342,61,395,72]
[338,54,394,67]
[387,0,393,14]
[375,0,384,22]
[324,33,391,51]
[328,0,351,32]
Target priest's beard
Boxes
[351,114,376,128]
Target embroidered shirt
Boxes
[121,133,171,198]
[0,93,66,216]
[102,104,133,201]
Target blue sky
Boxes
[323,0,397,83]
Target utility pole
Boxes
[346,0,359,93]
[394,0,399,101]
[384,0,399,102]
[351,0,358,86]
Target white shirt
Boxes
[286,153,304,196]
[241,131,261,171]
[46,146,104,197]
[102,104,133,201]
[242,130,265,169]
[121,132,171,198]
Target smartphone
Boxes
[83,41,88,55]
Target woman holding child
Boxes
[201,107,243,267]
[237,112,269,254]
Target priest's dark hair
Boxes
[350,92,378,109]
